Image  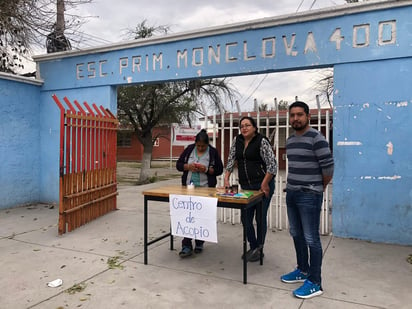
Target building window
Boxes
[117,131,132,147]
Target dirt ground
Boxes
[116,161,181,186]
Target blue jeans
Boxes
[286,189,323,286]
[241,179,275,250]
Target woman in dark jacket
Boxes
[175,129,224,257]
[224,116,277,262]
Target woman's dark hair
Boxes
[289,101,310,115]
[195,129,209,144]
[239,116,258,131]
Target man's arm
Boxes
[323,174,333,191]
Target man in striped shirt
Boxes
[280,101,334,299]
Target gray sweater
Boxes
[286,127,334,193]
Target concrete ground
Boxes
[1,176,411,309]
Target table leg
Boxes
[144,196,148,264]
[259,199,264,265]
[253,198,265,265]
[170,225,174,250]
[242,208,247,284]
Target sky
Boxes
[37,0,349,111]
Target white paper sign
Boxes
[169,194,218,243]
[172,124,201,146]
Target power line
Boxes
[238,75,259,105]
[75,30,113,44]
[239,74,268,106]
[296,0,318,12]
[309,0,318,10]
[296,0,306,12]
[68,30,114,49]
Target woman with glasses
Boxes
[224,116,277,262]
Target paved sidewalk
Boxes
[1,178,411,309]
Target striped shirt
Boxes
[286,127,334,192]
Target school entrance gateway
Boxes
[31,1,412,244]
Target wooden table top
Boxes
[142,185,264,205]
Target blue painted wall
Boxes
[333,58,412,244]
[0,76,42,208]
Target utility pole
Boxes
[56,0,65,36]
[46,0,72,53]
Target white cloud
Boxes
[227,69,332,112]
[74,0,346,45]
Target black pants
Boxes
[182,237,204,248]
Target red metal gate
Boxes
[52,95,119,234]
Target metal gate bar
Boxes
[53,95,118,234]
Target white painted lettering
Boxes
[225,42,238,62]
[262,37,276,58]
[378,20,396,45]
[208,45,220,64]
[99,60,107,77]
[192,48,204,66]
[87,62,96,78]
[76,63,84,79]
[153,53,163,71]
[145,55,149,72]
[304,32,317,54]
[132,56,141,73]
[74,18,401,81]
[119,57,128,74]
[353,24,370,48]
[177,49,188,68]
[282,34,298,56]
[243,41,256,60]
[330,28,344,50]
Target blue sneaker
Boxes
[293,279,323,299]
[280,268,308,283]
[179,246,193,258]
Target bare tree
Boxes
[277,100,289,110]
[122,19,169,40]
[118,21,237,184]
[0,0,92,73]
[259,103,269,112]
[118,78,235,184]
[312,68,334,108]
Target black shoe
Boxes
[241,248,254,260]
[194,243,204,254]
[248,248,264,262]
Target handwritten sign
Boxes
[169,194,218,243]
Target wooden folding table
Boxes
[142,185,264,284]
